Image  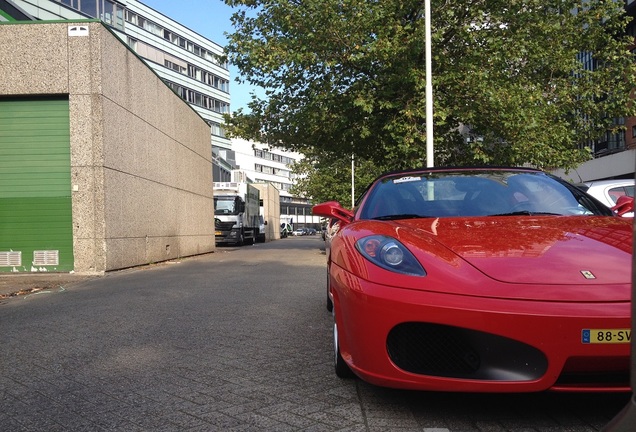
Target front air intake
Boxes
[387,322,547,381]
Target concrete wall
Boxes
[552,149,636,183]
[253,183,280,240]
[0,21,215,272]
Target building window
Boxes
[56,0,124,30]
[78,0,97,17]
[165,60,185,74]
[254,149,295,166]
[131,39,229,93]
[209,121,227,138]
[101,1,124,31]
[165,81,229,113]
[127,36,137,50]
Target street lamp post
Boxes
[351,153,355,208]
[425,0,433,168]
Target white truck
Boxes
[214,182,260,245]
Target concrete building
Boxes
[2,0,233,179]
[0,21,215,273]
[253,182,280,241]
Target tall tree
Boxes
[223,0,636,173]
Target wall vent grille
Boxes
[33,250,59,266]
[0,251,22,267]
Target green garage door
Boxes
[0,97,74,273]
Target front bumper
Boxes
[215,228,240,244]
[331,265,631,393]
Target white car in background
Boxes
[580,179,634,217]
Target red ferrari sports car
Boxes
[313,167,633,393]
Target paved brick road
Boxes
[0,238,630,431]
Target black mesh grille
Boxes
[387,323,480,376]
[386,322,548,381]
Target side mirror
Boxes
[611,195,634,217]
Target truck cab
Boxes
[214,182,260,246]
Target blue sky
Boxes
[142,0,261,112]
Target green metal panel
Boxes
[0,97,74,272]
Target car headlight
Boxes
[355,235,426,276]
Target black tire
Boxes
[326,266,333,312]
[333,320,354,378]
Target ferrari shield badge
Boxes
[580,270,596,280]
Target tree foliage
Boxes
[223,0,636,201]
[289,150,383,205]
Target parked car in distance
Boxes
[292,228,306,236]
[579,179,634,217]
[313,166,634,393]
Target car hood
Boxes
[400,216,632,285]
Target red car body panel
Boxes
[332,217,632,301]
[331,262,630,392]
[315,168,633,392]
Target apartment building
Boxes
[232,138,299,200]
[231,138,321,230]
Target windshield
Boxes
[359,170,613,220]
[214,197,237,215]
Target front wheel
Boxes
[237,231,245,246]
[326,266,333,312]
[333,319,354,378]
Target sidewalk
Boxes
[0,273,100,299]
